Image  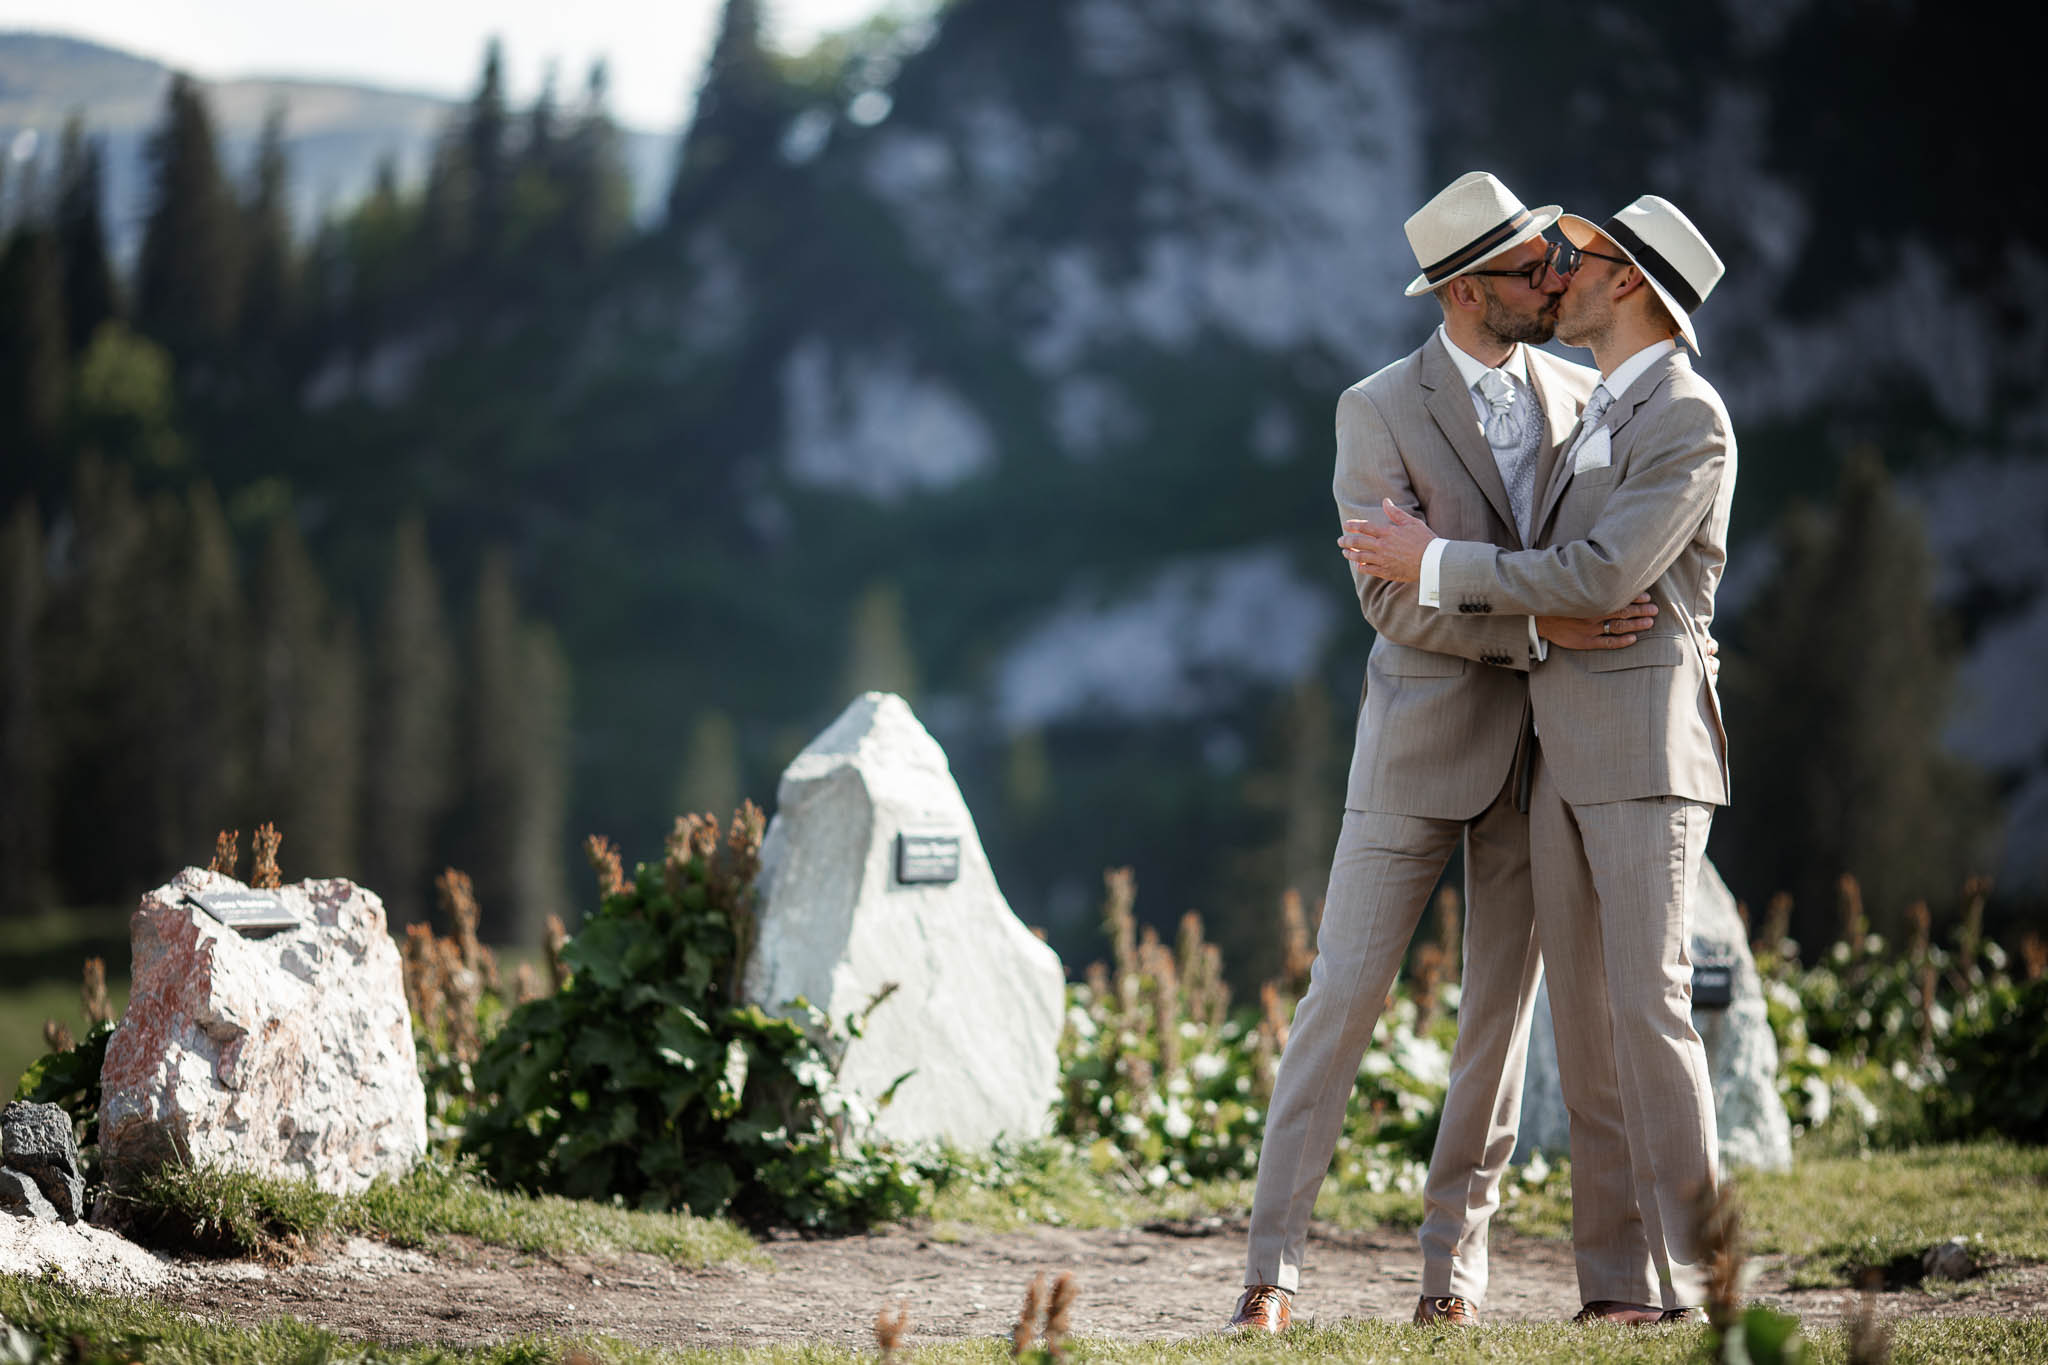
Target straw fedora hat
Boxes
[1559,195,1725,352]
[1402,171,1561,298]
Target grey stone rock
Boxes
[0,1168,57,1223]
[1923,1236,1978,1281]
[745,693,1067,1147]
[98,871,427,1196]
[1,1101,84,1223]
[1514,857,1793,1171]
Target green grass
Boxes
[113,1158,761,1269]
[6,1275,2048,1364]
[1735,1142,2048,1286]
[0,905,133,1098]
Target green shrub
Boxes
[457,806,921,1229]
[1937,975,2048,1142]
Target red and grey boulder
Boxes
[98,869,427,1195]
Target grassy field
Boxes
[0,905,132,1097]
[6,1273,2048,1365]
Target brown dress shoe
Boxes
[1659,1307,1703,1324]
[1414,1295,1479,1325]
[1230,1285,1292,1333]
[1573,1300,1665,1326]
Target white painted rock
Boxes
[0,1212,169,1294]
[745,693,1066,1146]
[1515,857,1792,1171]
[99,869,427,1195]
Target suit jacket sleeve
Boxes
[1433,394,1730,618]
[1333,387,1527,666]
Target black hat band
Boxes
[1602,217,1703,314]
[1422,210,1535,284]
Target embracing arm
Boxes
[1434,396,1731,618]
[1333,386,1528,666]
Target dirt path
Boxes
[154,1219,2048,1354]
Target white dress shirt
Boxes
[1418,326,1544,659]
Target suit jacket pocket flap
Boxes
[1582,633,1686,672]
[1376,642,1467,677]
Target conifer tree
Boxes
[136,74,243,351]
[668,0,786,227]
[675,709,742,818]
[55,117,120,355]
[0,501,48,916]
[843,579,919,704]
[253,514,361,878]
[0,226,71,494]
[563,60,632,262]
[363,516,456,925]
[239,105,298,346]
[465,40,512,261]
[154,481,251,873]
[1721,451,1994,937]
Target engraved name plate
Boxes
[186,888,301,937]
[895,833,961,886]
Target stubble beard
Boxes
[1480,282,1559,347]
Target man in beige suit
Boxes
[1230,172,1661,1334]
[1344,195,1735,1319]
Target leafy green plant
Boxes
[1935,975,2048,1142]
[457,805,922,1229]
[12,1019,114,1186]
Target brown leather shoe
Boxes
[1573,1300,1665,1326]
[1414,1295,1479,1325]
[1230,1285,1292,1333]
[1659,1307,1703,1324]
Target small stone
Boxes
[1923,1236,1978,1282]
[0,1167,58,1223]
[1,1101,85,1223]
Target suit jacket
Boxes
[1335,332,1600,819]
[1434,349,1736,807]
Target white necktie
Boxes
[1568,384,1616,460]
[1475,368,1526,448]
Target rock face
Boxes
[1515,858,1793,1171]
[0,1167,57,1222]
[1,1101,84,1222]
[98,869,427,1195]
[745,692,1067,1147]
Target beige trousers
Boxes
[1244,775,1545,1303]
[1529,744,1719,1308]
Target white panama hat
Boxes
[1402,171,1562,298]
[1559,195,1726,353]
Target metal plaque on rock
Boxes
[895,833,961,885]
[186,888,301,937]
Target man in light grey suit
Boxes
[1230,172,1662,1334]
[1345,195,1735,1319]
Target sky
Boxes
[0,0,906,130]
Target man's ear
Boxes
[1611,265,1649,304]
[1445,275,1485,314]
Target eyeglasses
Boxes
[1465,239,1578,290]
[1551,241,1633,276]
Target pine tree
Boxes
[561,61,632,262]
[253,514,361,878]
[464,40,512,262]
[239,104,297,347]
[668,0,786,228]
[0,226,71,497]
[136,74,243,352]
[1721,451,1995,937]
[0,501,48,916]
[55,117,121,355]
[458,551,569,944]
[153,481,251,874]
[363,516,456,926]
[675,709,742,818]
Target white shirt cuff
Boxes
[1528,616,1548,663]
[1418,537,1448,609]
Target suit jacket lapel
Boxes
[1532,349,1685,538]
[1419,336,1519,545]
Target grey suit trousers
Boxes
[1529,743,1718,1307]
[1244,775,1542,1302]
